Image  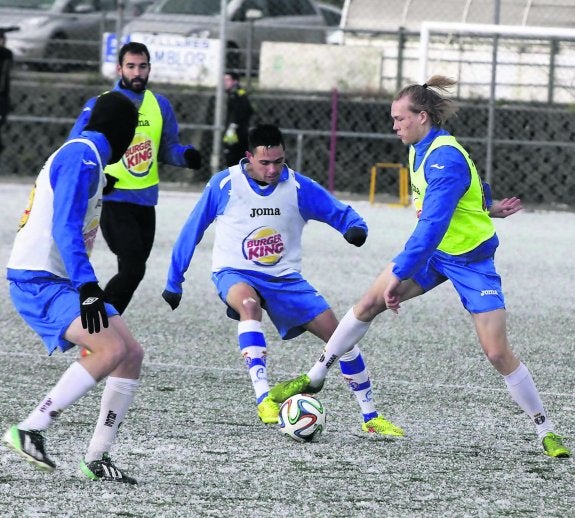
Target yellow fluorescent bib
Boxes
[409,135,495,255]
[106,90,163,190]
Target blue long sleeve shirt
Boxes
[68,81,194,206]
[393,127,498,280]
[165,162,367,294]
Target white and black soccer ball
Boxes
[279,393,326,442]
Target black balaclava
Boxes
[83,91,139,164]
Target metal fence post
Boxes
[485,0,501,186]
[328,87,338,193]
[548,38,558,104]
[211,0,227,175]
[396,26,405,93]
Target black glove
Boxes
[79,282,109,334]
[344,227,367,247]
[102,174,118,195]
[162,289,182,311]
[184,148,202,170]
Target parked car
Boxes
[0,0,154,70]
[122,0,329,75]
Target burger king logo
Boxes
[123,133,155,177]
[243,226,284,266]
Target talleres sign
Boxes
[101,32,221,87]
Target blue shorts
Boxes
[211,269,330,340]
[412,253,505,313]
[9,278,118,355]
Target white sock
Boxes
[20,362,96,431]
[338,345,377,421]
[238,320,269,403]
[504,362,553,439]
[84,376,139,462]
[307,308,371,386]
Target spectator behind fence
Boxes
[223,72,254,168]
[68,41,203,316]
[269,75,571,459]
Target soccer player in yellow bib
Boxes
[270,76,570,458]
[68,42,203,316]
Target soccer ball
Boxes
[278,393,326,442]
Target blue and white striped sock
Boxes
[339,345,377,422]
[238,320,269,403]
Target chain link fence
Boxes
[1,0,574,206]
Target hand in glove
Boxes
[223,124,239,145]
[184,148,202,170]
[162,289,182,311]
[102,174,118,195]
[343,227,367,247]
[79,282,109,334]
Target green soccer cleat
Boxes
[257,395,280,424]
[361,416,405,437]
[80,453,137,484]
[542,432,571,458]
[2,425,56,472]
[268,374,324,404]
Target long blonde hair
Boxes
[394,75,458,127]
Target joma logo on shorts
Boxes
[250,208,281,217]
[480,290,498,296]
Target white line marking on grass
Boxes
[0,350,571,399]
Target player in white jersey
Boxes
[2,91,145,482]
[162,123,404,436]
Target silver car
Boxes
[0,0,153,69]
[122,0,329,74]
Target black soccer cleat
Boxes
[2,425,56,472]
[80,453,137,484]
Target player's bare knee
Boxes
[126,340,144,367]
[485,349,513,373]
[241,297,261,318]
[89,339,127,373]
[355,297,381,321]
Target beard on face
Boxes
[122,74,148,92]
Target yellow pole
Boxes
[369,162,409,206]
[400,166,409,206]
[369,166,377,205]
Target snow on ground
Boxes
[0,182,573,517]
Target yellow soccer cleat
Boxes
[268,374,323,404]
[257,395,280,424]
[542,432,571,458]
[361,416,405,437]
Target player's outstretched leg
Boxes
[80,453,137,484]
[2,425,56,472]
